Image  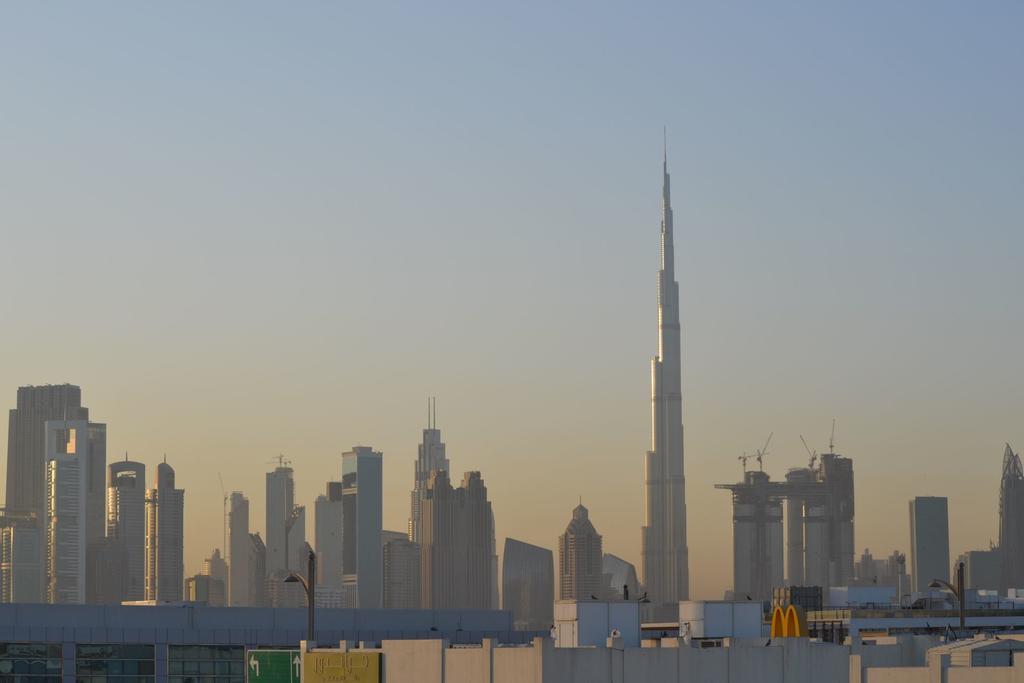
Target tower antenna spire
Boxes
[663,126,667,166]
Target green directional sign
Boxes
[246,650,301,683]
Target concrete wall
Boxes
[379,639,444,683]
[854,635,940,668]
[366,636,854,683]
[859,648,1024,683]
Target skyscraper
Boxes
[285,506,307,575]
[315,482,344,589]
[603,553,641,601]
[6,385,86,521]
[265,460,296,576]
[228,492,250,606]
[247,532,267,607]
[409,398,448,544]
[641,144,690,605]
[197,548,228,606]
[382,529,420,609]
[419,470,494,610]
[43,419,93,604]
[909,496,950,594]
[559,503,603,601]
[341,446,383,609]
[145,460,184,601]
[999,444,1024,592]
[0,510,42,603]
[502,538,553,631]
[107,459,146,601]
[84,423,107,550]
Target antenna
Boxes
[829,419,837,454]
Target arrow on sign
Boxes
[249,656,259,677]
[292,656,300,678]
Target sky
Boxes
[1,2,1022,599]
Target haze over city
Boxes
[2,1,1021,604]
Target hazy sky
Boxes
[1,3,1021,599]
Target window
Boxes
[168,646,243,683]
[75,644,154,683]
[0,642,62,683]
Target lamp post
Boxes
[929,561,965,636]
[284,544,317,644]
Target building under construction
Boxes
[716,447,855,601]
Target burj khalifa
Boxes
[641,142,690,604]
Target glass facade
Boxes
[0,643,61,683]
[168,645,244,683]
[75,644,154,683]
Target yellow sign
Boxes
[769,605,808,638]
[302,653,381,683]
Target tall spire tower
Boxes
[641,136,690,604]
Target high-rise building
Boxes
[247,532,267,607]
[186,573,225,606]
[603,553,641,601]
[227,492,250,606]
[198,549,228,606]
[489,508,499,610]
[909,496,950,594]
[315,483,344,589]
[145,460,185,601]
[285,506,307,575]
[43,419,93,604]
[717,470,784,601]
[204,549,228,589]
[854,548,909,589]
[341,447,383,609]
[641,146,690,605]
[999,444,1024,592]
[0,510,42,603]
[559,504,603,601]
[420,470,494,610]
[717,449,855,596]
[409,398,448,545]
[84,424,107,550]
[6,385,86,521]
[382,529,420,609]
[502,538,553,631]
[264,459,306,606]
[107,459,146,601]
[958,549,1001,591]
[85,536,125,604]
[265,461,296,576]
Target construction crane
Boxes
[828,419,837,454]
[218,473,227,556]
[800,434,818,469]
[755,432,773,472]
[738,452,752,473]
[267,454,292,468]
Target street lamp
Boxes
[929,561,965,636]
[284,544,317,644]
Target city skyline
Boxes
[2,3,1022,601]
